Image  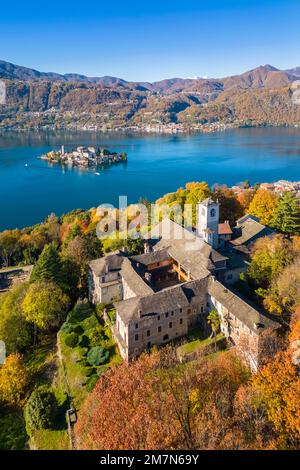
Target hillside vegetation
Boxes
[1,61,300,130]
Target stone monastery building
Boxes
[89,198,280,370]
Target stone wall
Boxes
[100,281,123,304]
[127,307,189,359]
[88,267,123,304]
[115,296,208,361]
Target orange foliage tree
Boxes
[75,349,253,450]
[251,311,300,449]
[237,189,255,213]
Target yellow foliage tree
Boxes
[252,350,300,447]
[248,189,278,225]
[0,353,30,408]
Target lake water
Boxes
[1,128,300,230]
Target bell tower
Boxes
[197,198,219,248]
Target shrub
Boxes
[60,323,73,334]
[85,374,99,392]
[24,388,57,436]
[84,367,96,377]
[87,346,109,366]
[97,364,110,376]
[79,335,90,348]
[64,332,79,348]
[75,347,88,357]
[73,325,84,335]
[68,303,93,323]
[80,315,99,331]
[108,309,116,323]
[87,325,106,346]
[96,303,106,317]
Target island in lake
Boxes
[40,145,127,168]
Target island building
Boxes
[89,198,279,370]
[42,145,127,168]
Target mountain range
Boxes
[0,59,300,131]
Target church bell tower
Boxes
[197,198,219,248]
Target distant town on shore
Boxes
[1,60,300,132]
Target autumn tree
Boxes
[213,187,243,226]
[75,349,250,450]
[0,230,21,266]
[252,351,300,448]
[19,229,47,265]
[248,189,278,226]
[248,235,291,287]
[237,189,255,213]
[62,233,102,272]
[0,283,32,354]
[22,281,69,334]
[289,304,300,345]
[263,258,300,318]
[156,181,211,226]
[185,182,211,225]
[45,213,61,244]
[0,353,30,408]
[232,309,300,450]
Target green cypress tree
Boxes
[272,191,300,235]
[30,242,63,285]
[24,388,57,436]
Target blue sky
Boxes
[0,0,299,81]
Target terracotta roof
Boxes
[218,223,233,235]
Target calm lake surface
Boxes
[1,128,300,230]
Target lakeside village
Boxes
[230,179,300,196]
[40,145,127,169]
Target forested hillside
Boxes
[1,61,300,130]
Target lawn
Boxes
[25,336,69,450]
[177,328,226,361]
[25,335,57,385]
[31,429,69,450]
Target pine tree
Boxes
[272,192,300,235]
[30,242,63,285]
